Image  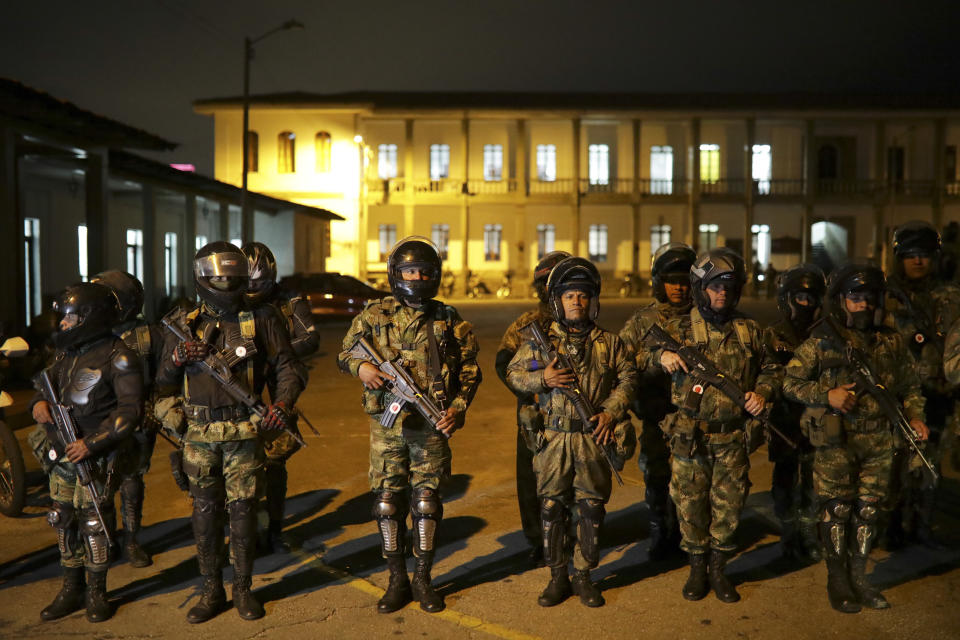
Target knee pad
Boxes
[79,507,110,566]
[854,498,879,524]
[411,489,442,556]
[577,499,605,523]
[540,497,565,524]
[577,500,605,568]
[373,491,408,557]
[47,502,77,557]
[540,497,568,568]
[821,498,852,523]
[190,482,225,510]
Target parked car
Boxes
[279,272,387,319]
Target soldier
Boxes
[338,236,481,614]
[495,250,570,567]
[649,248,778,604]
[507,257,636,608]
[883,221,960,549]
[783,261,929,613]
[31,283,143,622]
[156,241,304,623]
[618,242,695,560]
[763,264,826,561]
[242,242,318,553]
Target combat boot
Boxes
[40,567,85,621]
[707,550,740,603]
[682,553,709,601]
[411,554,444,613]
[570,569,604,607]
[84,569,112,623]
[233,575,265,620]
[187,576,227,623]
[120,476,152,567]
[377,556,412,613]
[229,499,265,620]
[848,500,889,610]
[819,513,860,613]
[188,485,227,623]
[648,518,673,561]
[848,553,888,609]
[260,519,290,554]
[537,565,572,607]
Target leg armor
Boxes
[79,506,112,568]
[119,475,144,535]
[228,499,258,579]
[576,499,605,570]
[410,488,442,558]
[190,483,225,577]
[540,497,568,569]
[819,498,852,559]
[47,502,78,560]
[373,490,408,558]
[848,497,889,609]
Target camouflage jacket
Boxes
[783,318,925,430]
[338,296,481,421]
[496,304,552,401]
[648,307,779,424]
[944,316,960,386]
[506,322,636,426]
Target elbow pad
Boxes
[85,416,136,455]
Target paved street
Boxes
[1,298,959,639]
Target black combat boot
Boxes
[232,575,265,620]
[41,567,85,621]
[378,556,412,613]
[848,553,888,609]
[120,476,152,568]
[538,565,572,607]
[708,550,740,603]
[261,519,290,554]
[526,539,545,568]
[230,499,265,620]
[682,553,709,601]
[411,554,444,613]
[84,569,112,623]
[848,500,889,610]
[187,487,227,623]
[798,519,822,562]
[259,464,290,554]
[570,569,604,607]
[819,516,860,614]
[188,576,227,624]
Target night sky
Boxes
[2,1,957,176]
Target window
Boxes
[752,144,772,195]
[23,217,40,325]
[245,131,259,173]
[230,238,243,248]
[164,232,178,296]
[431,224,450,260]
[588,144,610,185]
[430,144,450,180]
[278,131,296,173]
[126,228,144,281]
[698,223,719,251]
[536,224,556,259]
[751,224,771,268]
[650,145,673,194]
[378,224,397,261]
[195,235,209,251]
[378,143,398,179]
[887,146,905,183]
[536,144,557,182]
[315,131,331,173]
[650,225,671,256]
[77,225,88,282]
[483,144,503,181]
[484,224,502,261]
[817,144,838,179]
[588,224,608,262]
[699,144,719,184]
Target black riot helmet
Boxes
[546,257,601,329]
[651,242,696,304]
[689,248,747,322]
[194,241,249,314]
[776,263,826,327]
[826,260,886,330]
[532,251,572,302]
[90,270,144,322]
[892,220,941,278]
[387,236,442,306]
[52,282,118,349]
[241,242,278,306]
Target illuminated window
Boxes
[650,225,671,257]
[751,224,771,267]
[378,144,398,179]
[589,224,608,262]
[126,228,144,281]
[314,131,330,173]
[379,224,397,261]
[483,144,503,181]
[77,224,88,282]
[431,224,450,260]
[698,223,719,251]
[24,218,41,325]
[430,144,450,180]
[588,144,609,185]
[484,224,502,261]
[278,131,296,173]
[752,144,771,195]
[699,144,719,184]
[536,223,556,259]
[536,144,557,182]
[650,145,673,194]
[246,131,259,173]
[164,232,178,296]
[195,235,208,251]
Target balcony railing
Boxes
[411,178,464,194]
[465,179,519,195]
[579,178,633,195]
[886,180,936,198]
[365,178,405,195]
[758,179,805,196]
[529,178,575,194]
[638,179,687,196]
[700,179,746,196]
[816,179,884,196]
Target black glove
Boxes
[173,341,210,366]
[262,402,291,432]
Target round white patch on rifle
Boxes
[389,402,402,414]
[915,334,925,344]
[692,383,705,395]
[235,346,247,358]
[48,449,58,461]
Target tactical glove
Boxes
[262,401,291,431]
[173,341,211,366]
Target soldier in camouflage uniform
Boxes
[338,236,481,615]
[763,264,826,562]
[495,250,570,567]
[783,261,929,613]
[883,221,960,549]
[649,248,778,604]
[618,242,695,560]
[507,257,636,608]
[243,242,318,554]
[156,241,304,623]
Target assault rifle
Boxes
[527,321,624,486]
[35,369,113,545]
[643,323,798,449]
[161,314,307,448]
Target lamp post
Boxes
[241,18,304,243]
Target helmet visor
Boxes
[195,253,248,278]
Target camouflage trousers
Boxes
[669,433,749,554]
[814,429,893,503]
[48,457,113,569]
[183,438,263,504]
[369,415,451,492]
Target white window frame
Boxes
[379,223,397,261]
[752,223,772,268]
[195,235,209,251]
[536,223,556,259]
[126,228,144,281]
[650,145,674,194]
[431,223,450,260]
[650,225,671,257]
[698,223,719,251]
[77,224,88,282]
[699,144,720,184]
[483,144,503,182]
[378,143,398,179]
[24,217,41,325]
[430,144,450,180]
[484,224,502,261]
[588,224,608,262]
[588,144,610,185]
[536,144,557,182]
[164,232,178,296]
[752,144,772,195]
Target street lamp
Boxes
[241,18,304,243]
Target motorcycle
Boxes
[496,271,514,299]
[441,270,456,298]
[466,271,490,299]
[0,334,29,517]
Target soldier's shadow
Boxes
[432,529,537,596]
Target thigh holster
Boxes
[373,490,408,558]
[410,488,442,558]
[540,497,568,569]
[577,499,606,569]
[47,501,78,557]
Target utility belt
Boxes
[184,404,251,423]
[807,411,888,448]
[545,416,591,433]
[676,411,745,436]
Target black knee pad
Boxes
[79,506,111,566]
[540,497,568,568]
[411,488,442,556]
[373,490,408,557]
[577,499,605,568]
[540,497,565,524]
[47,501,77,557]
[854,498,879,524]
[821,498,852,523]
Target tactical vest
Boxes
[182,308,257,404]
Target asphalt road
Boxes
[1,298,959,639]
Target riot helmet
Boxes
[387,236,442,306]
[241,242,278,306]
[91,270,144,322]
[892,220,941,280]
[532,251,572,303]
[546,257,601,329]
[826,260,886,330]
[690,248,746,323]
[194,241,249,314]
[651,242,696,304]
[52,282,118,349]
[775,263,826,328]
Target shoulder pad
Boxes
[113,350,137,371]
